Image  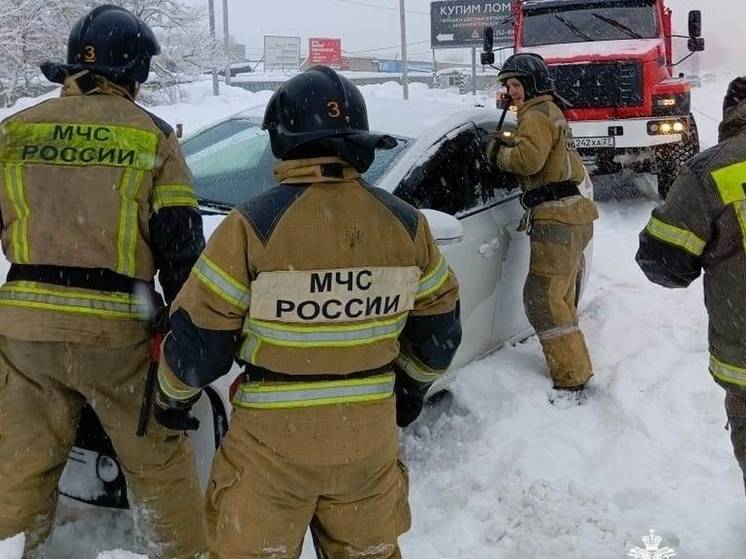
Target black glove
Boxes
[154,388,201,432]
[395,376,431,428]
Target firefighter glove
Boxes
[154,387,200,432]
[485,133,513,164]
[395,376,430,428]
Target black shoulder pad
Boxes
[687,143,724,175]
[365,185,419,241]
[237,184,309,245]
[136,106,174,138]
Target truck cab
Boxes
[509,0,704,197]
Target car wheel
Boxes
[654,114,700,199]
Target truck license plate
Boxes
[574,136,615,149]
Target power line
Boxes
[343,39,430,54]
[327,0,428,16]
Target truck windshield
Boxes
[522,1,658,46]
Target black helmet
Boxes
[43,5,160,85]
[498,53,555,98]
[262,65,393,162]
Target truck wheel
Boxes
[655,114,700,199]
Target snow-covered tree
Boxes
[0,0,224,106]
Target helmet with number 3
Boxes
[262,65,393,162]
[41,4,160,87]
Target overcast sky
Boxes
[191,0,745,72]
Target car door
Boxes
[462,123,533,353]
[395,124,506,368]
[482,161,533,346]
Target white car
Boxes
[59,102,595,507]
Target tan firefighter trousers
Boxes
[206,397,411,559]
[524,220,594,388]
[0,335,207,558]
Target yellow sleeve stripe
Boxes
[151,184,198,211]
[192,255,251,311]
[645,216,706,257]
[416,256,450,300]
[710,355,746,387]
[396,353,442,384]
[158,360,200,401]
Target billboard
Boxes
[309,38,343,66]
[431,1,515,49]
[264,35,301,69]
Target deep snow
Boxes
[0,75,743,558]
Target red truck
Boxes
[486,0,705,198]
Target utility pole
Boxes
[399,0,409,100]
[207,0,220,96]
[222,0,231,85]
[471,47,477,95]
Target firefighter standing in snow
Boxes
[0,6,207,557]
[153,66,461,558]
[486,53,598,392]
[637,77,746,492]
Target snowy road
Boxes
[1,77,743,558]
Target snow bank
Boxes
[146,81,273,138]
[0,534,24,559]
[399,196,746,558]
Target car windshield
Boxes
[522,0,658,46]
[182,117,411,208]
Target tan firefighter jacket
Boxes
[490,95,598,226]
[492,95,586,191]
[0,72,204,346]
[637,96,746,387]
[158,157,461,410]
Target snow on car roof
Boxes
[198,92,500,142]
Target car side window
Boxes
[400,129,497,216]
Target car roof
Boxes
[184,99,514,196]
[182,98,503,144]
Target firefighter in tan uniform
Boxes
[153,66,462,558]
[486,53,598,394]
[0,6,207,557]
[637,77,746,493]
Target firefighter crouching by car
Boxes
[485,53,599,394]
[636,77,746,493]
[0,6,207,557]
[152,65,462,558]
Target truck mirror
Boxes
[688,10,702,38]
[481,28,495,65]
[687,37,705,53]
[483,27,494,53]
[481,51,495,66]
